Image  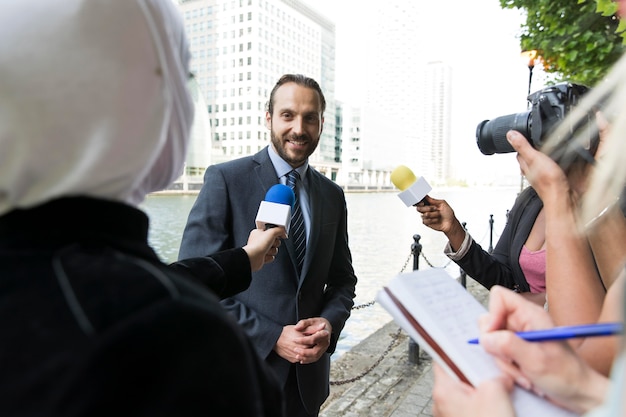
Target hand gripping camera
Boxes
[476,82,589,155]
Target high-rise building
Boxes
[337,102,363,185]
[360,1,422,175]
[175,0,338,181]
[356,2,454,186]
[421,61,452,185]
[185,77,220,178]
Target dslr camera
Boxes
[476,82,589,155]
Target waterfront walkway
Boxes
[320,277,490,417]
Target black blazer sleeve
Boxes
[169,248,252,299]
[454,187,542,292]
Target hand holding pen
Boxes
[471,286,612,414]
[468,322,623,344]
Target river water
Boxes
[141,186,520,359]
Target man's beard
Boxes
[270,129,314,167]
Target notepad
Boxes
[376,269,580,417]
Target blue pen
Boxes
[467,322,624,344]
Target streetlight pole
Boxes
[521,49,538,100]
[519,50,539,193]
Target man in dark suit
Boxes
[179,74,358,416]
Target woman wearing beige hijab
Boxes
[0,1,285,415]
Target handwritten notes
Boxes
[376,269,579,417]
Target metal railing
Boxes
[329,213,500,385]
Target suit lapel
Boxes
[253,148,302,278]
[252,148,280,194]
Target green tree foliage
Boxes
[500,0,626,86]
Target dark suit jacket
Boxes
[179,147,357,414]
[0,197,284,417]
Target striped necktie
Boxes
[286,170,306,272]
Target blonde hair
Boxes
[542,53,626,226]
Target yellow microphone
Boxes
[390,165,432,207]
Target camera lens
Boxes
[476,112,531,155]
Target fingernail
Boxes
[516,376,532,391]
[507,130,519,142]
[480,333,495,349]
[477,313,491,331]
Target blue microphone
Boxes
[264,184,295,208]
[255,184,295,234]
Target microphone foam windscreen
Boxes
[391,165,417,191]
[265,184,295,208]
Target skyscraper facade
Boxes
[357,1,453,186]
[337,102,363,185]
[176,0,338,180]
[421,61,452,185]
[360,1,422,175]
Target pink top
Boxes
[519,246,546,293]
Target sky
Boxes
[300,0,548,184]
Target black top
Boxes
[0,197,284,416]
[455,187,543,292]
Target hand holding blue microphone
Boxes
[243,184,294,271]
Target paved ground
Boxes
[320,277,489,417]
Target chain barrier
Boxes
[329,250,412,386]
[330,216,500,386]
[419,251,452,269]
[349,250,413,310]
[329,327,403,386]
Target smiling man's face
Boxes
[267,82,324,169]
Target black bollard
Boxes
[488,214,494,254]
[459,222,467,288]
[408,234,421,364]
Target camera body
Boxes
[476,82,589,155]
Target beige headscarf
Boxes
[0,0,194,216]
